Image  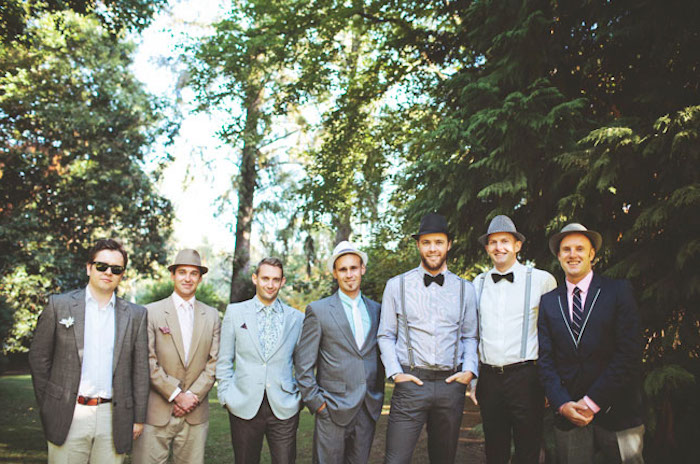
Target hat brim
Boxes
[477,231,526,247]
[327,250,368,273]
[168,264,209,275]
[411,229,453,240]
[549,230,602,256]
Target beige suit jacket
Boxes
[144,296,221,426]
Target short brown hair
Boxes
[254,257,284,277]
[87,238,128,268]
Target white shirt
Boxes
[172,293,196,365]
[476,261,557,366]
[78,286,116,398]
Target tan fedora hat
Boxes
[168,249,208,274]
[548,223,602,256]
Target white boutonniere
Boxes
[59,317,75,328]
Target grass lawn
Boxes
[0,375,485,463]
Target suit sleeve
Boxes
[460,282,479,376]
[28,295,57,407]
[377,279,402,378]
[188,310,221,399]
[132,306,150,423]
[537,294,572,410]
[586,280,642,410]
[216,304,236,407]
[146,307,181,400]
[293,305,325,413]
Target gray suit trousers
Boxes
[313,403,377,464]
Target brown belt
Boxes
[77,395,112,406]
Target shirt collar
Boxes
[172,292,195,310]
[85,285,115,310]
[254,296,282,313]
[338,290,362,307]
[489,260,522,275]
[566,271,594,294]
[418,265,448,278]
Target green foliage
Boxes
[1,0,167,42]
[0,11,174,353]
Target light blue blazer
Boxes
[216,297,304,420]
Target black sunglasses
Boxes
[91,261,125,275]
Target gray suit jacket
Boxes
[28,288,149,454]
[294,292,385,427]
[217,297,304,420]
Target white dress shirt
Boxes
[476,261,557,366]
[78,286,116,398]
[172,293,196,365]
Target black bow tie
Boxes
[492,272,514,283]
[424,273,445,287]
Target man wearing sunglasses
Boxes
[29,238,149,463]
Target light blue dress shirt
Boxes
[338,290,371,340]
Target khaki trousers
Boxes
[131,416,208,464]
[48,402,123,464]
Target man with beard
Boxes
[378,213,479,463]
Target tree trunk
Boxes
[333,213,352,244]
[229,83,263,303]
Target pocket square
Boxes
[241,323,247,329]
[159,326,171,335]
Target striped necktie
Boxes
[572,287,583,341]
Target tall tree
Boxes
[189,3,296,303]
[0,10,174,353]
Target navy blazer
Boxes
[537,274,643,431]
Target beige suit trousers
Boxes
[131,416,208,464]
[47,403,124,464]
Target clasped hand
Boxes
[561,398,594,427]
[173,391,199,417]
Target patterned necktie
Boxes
[351,299,365,349]
[259,306,278,359]
[572,287,584,341]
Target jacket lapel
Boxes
[113,297,130,373]
[188,301,207,364]
[578,274,602,346]
[266,302,296,358]
[70,289,87,364]
[360,296,378,354]
[164,299,187,367]
[555,285,579,350]
[243,303,265,359]
[329,292,361,355]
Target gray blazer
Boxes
[28,288,149,454]
[294,292,385,427]
[217,297,304,420]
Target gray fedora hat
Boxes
[478,215,526,246]
[168,249,209,274]
[548,223,602,256]
[327,241,368,273]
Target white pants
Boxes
[48,402,123,464]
